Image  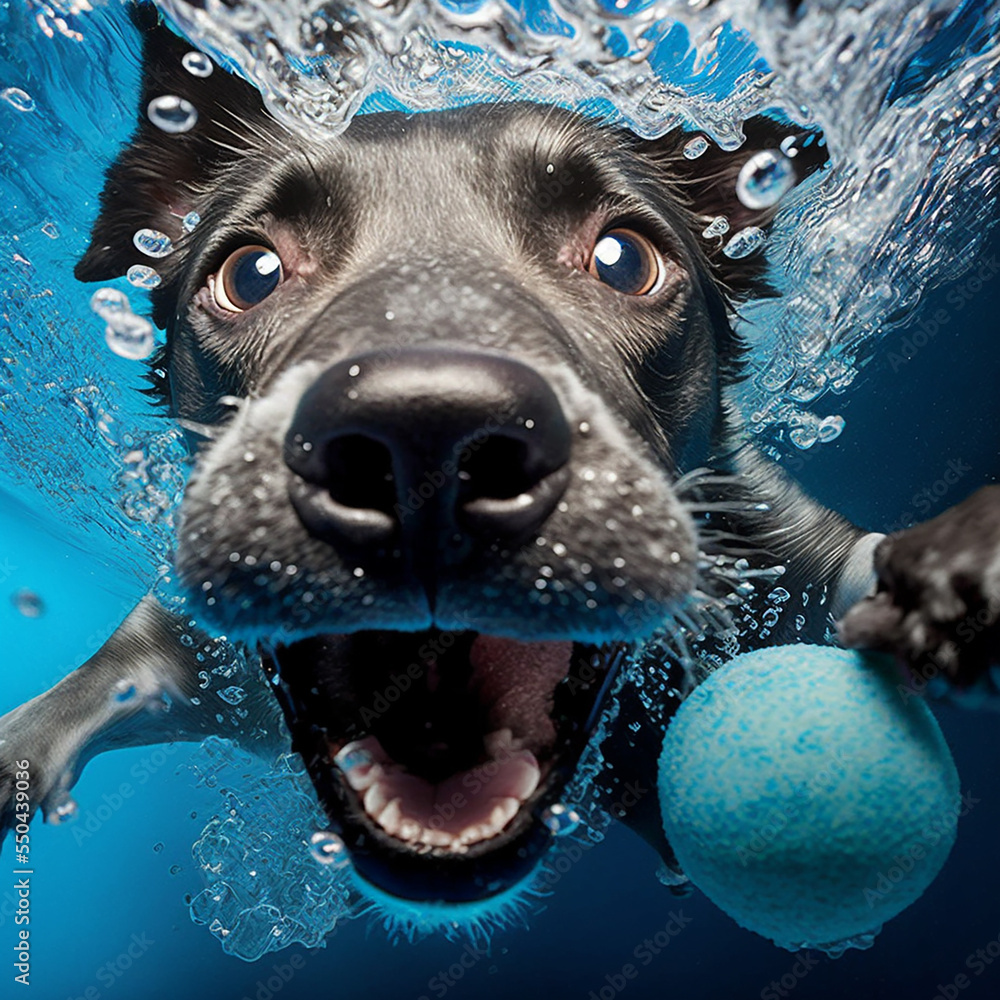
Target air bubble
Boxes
[106,314,155,361]
[309,830,350,867]
[51,797,78,824]
[736,149,796,210]
[683,135,708,159]
[147,95,199,134]
[182,51,214,77]
[541,803,581,836]
[12,589,44,618]
[218,686,247,705]
[1,87,34,113]
[127,264,161,289]
[723,227,766,259]
[90,287,130,320]
[133,229,175,258]
[701,216,730,239]
[817,414,845,443]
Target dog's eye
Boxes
[587,228,662,295]
[213,245,283,312]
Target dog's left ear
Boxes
[75,6,280,284]
[645,115,829,298]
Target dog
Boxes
[1,8,998,912]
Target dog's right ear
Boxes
[75,6,279,283]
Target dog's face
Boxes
[78,21,822,904]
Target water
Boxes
[1,0,1000,997]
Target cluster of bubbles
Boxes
[116,425,189,527]
[186,737,358,961]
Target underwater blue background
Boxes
[1,2,1000,998]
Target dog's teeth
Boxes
[484,728,518,756]
[489,796,521,831]
[364,782,392,819]
[457,823,490,846]
[376,798,404,836]
[417,827,455,848]
[398,818,423,843]
[341,761,381,793]
[335,737,386,791]
[334,740,374,771]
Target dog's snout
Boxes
[284,349,572,552]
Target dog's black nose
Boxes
[284,349,571,553]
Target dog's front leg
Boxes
[718,445,883,630]
[0,596,279,848]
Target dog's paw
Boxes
[0,702,79,852]
[839,486,1000,689]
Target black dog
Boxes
[1,10,997,911]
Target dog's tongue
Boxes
[335,636,573,852]
[469,635,573,750]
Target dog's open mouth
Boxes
[261,630,623,901]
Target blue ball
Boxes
[658,645,960,953]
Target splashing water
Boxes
[147,0,1000,450]
[186,738,358,961]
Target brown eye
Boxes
[212,245,283,312]
[587,228,662,295]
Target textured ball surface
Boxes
[659,645,960,952]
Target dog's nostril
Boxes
[458,435,534,502]
[324,434,396,513]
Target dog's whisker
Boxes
[176,417,219,440]
[682,499,770,515]
[204,133,258,157]
[216,101,290,145]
